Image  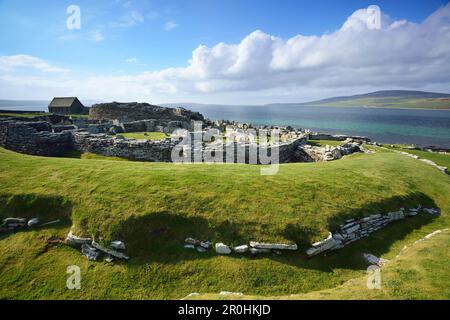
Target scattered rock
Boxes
[27,217,39,227]
[66,230,92,247]
[91,241,130,260]
[196,246,207,253]
[215,243,231,255]
[38,219,61,227]
[200,241,211,249]
[2,217,27,225]
[81,244,100,261]
[249,241,298,251]
[110,240,126,250]
[362,253,388,267]
[185,237,199,245]
[184,244,195,250]
[423,208,440,216]
[233,245,249,253]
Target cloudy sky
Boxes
[0,0,449,104]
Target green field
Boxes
[384,146,450,168]
[0,146,449,299]
[118,131,169,140]
[307,139,344,147]
[0,112,89,119]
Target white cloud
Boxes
[0,55,69,74]
[164,21,178,31]
[1,4,450,103]
[90,31,104,42]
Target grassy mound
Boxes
[0,146,449,299]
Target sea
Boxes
[188,104,450,148]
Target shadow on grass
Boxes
[112,212,249,266]
[0,193,73,240]
[113,192,438,272]
[273,191,437,271]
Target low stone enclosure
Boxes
[46,205,439,263]
[0,115,368,164]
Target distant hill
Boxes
[269,90,450,109]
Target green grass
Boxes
[190,229,450,300]
[307,139,344,147]
[118,131,169,140]
[384,145,450,168]
[0,146,449,299]
[62,150,129,161]
[0,113,89,119]
[0,112,48,118]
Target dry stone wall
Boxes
[89,102,204,122]
[72,132,175,162]
[0,120,72,156]
[306,206,440,257]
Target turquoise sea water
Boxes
[188,105,450,148]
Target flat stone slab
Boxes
[249,241,298,250]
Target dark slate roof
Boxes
[48,97,79,108]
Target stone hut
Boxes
[48,97,86,115]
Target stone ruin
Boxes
[0,102,370,164]
[89,102,204,123]
[299,140,365,162]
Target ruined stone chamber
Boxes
[72,132,175,162]
[0,119,72,156]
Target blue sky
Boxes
[0,0,450,103]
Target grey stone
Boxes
[343,224,360,234]
[362,253,388,267]
[66,230,92,246]
[215,243,231,255]
[91,241,129,260]
[185,237,199,245]
[200,241,212,249]
[249,248,271,254]
[249,241,298,251]
[81,244,100,261]
[27,217,39,227]
[233,245,249,253]
[110,241,126,250]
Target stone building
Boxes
[48,97,86,115]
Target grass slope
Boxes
[190,229,450,300]
[0,147,449,299]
